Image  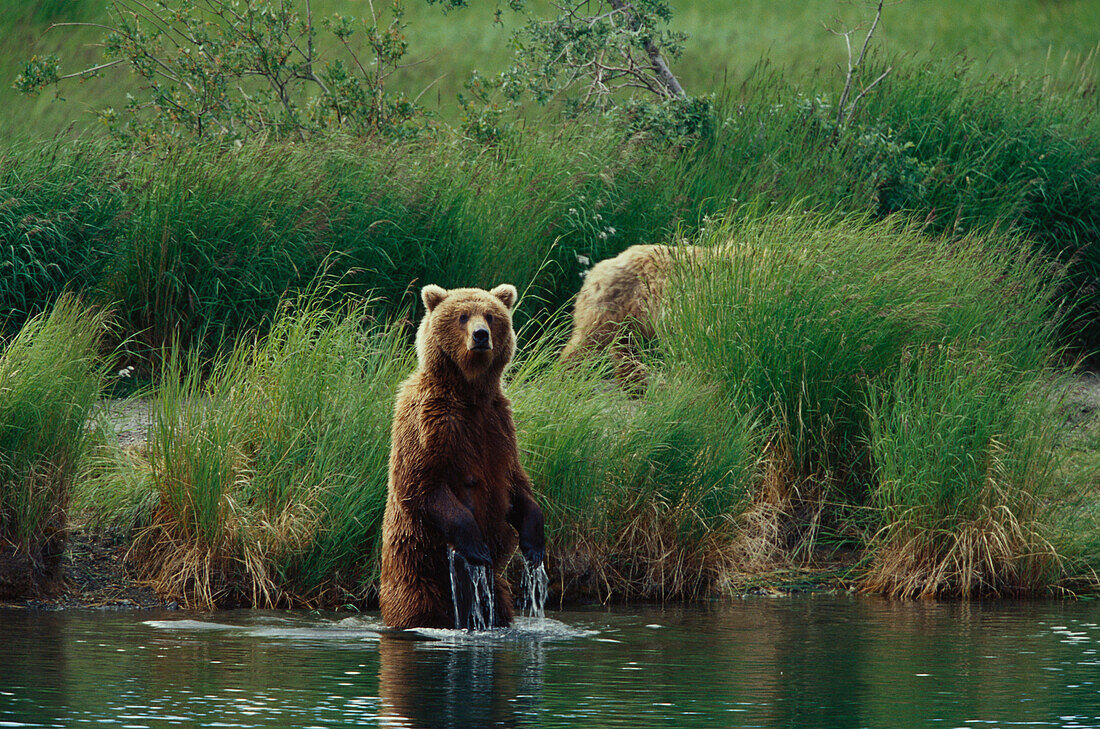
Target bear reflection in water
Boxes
[377,635,544,728]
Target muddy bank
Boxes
[0,530,175,611]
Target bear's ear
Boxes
[489,284,518,311]
[421,284,447,313]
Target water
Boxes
[447,548,495,630]
[446,550,549,628]
[3,594,1100,728]
[520,562,550,619]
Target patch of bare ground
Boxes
[1061,371,1100,433]
[96,397,154,450]
[0,529,175,610]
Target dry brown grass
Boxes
[860,501,1063,599]
[548,496,741,603]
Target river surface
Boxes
[2,594,1099,728]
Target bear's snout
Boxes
[470,325,492,351]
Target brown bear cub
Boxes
[380,283,545,629]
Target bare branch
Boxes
[56,59,127,81]
[847,65,892,120]
[855,0,885,71]
[835,0,889,128]
[606,0,684,98]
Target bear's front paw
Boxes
[452,532,492,567]
[521,544,545,568]
[519,508,545,567]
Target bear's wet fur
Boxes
[380,283,545,629]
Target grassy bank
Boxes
[0,295,108,598]
[1,26,1099,605]
[84,298,410,607]
[661,215,1087,597]
[56,214,1097,608]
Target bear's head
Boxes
[416,284,518,382]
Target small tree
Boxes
[14,0,427,142]
[437,0,712,143]
[829,0,892,129]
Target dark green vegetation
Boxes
[663,217,1083,597]
[5,60,1100,357]
[1,1,1099,606]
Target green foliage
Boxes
[849,60,1100,351]
[448,0,713,143]
[508,336,758,599]
[0,129,691,360]
[655,212,1084,594]
[0,143,122,337]
[14,0,426,142]
[5,55,1100,357]
[660,213,1059,492]
[0,295,108,592]
[7,0,1100,141]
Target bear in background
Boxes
[380,283,545,629]
[560,244,699,386]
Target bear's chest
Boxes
[448,405,511,467]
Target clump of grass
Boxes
[52,131,687,359]
[509,337,759,601]
[863,348,1069,597]
[0,294,108,597]
[851,58,1100,353]
[658,212,1065,588]
[119,296,412,608]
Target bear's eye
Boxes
[459,313,469,324]
[485,314,494,325]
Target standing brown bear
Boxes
[380,283,545,629]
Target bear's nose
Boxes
[472,327,491,349]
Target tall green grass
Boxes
[83,302,762,606]
[865,349,1069,597]
[663,214,1058,478]
[851,59,1100,349]
[75,213,1097,602]
[123,296,412,608]
[658,213,1084,594]
[509,339,759,600]
[5,55,1100,360]
[1,130,688,360]
[0,294,108,597]
[0,143,121,337]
